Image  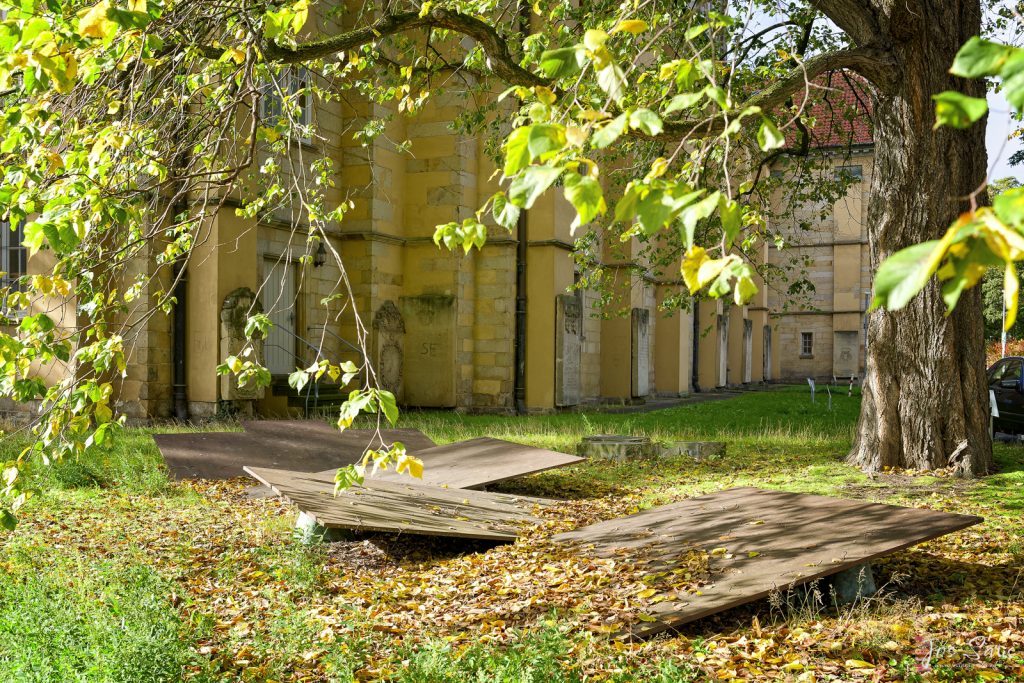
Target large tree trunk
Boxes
[848,0,993,475]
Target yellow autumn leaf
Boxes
[845,659,874,669]
[681,246,710,292]
[78,1,115,40]
[635,613,657,622]
[710,547,728,556]
[696,256,732,289]
[1005,261,1019,330]
[396,454,424,479]
[128,0,146,12]
[565,126,588,147]
[636,587,657,599]
[613,19,649,34]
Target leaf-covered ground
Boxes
[2,386,1023,681]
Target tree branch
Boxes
[265,8,546,88]
[657,46,896,140]
[807,0,881,47]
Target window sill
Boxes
[800,354,814,359]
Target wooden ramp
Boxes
[153,427,436,480]
[554,487,983,638]
[316,437,585,489]
[244,466,548,541]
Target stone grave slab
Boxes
[554,487,982,638]
[400,295,456,407]
[833,331,860,378]
[631,308,651,397]
[314,436,584,489]
[244,466,549,541]
[555,294,582,407]
[153,425,436,480]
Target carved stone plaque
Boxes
[833,331,859,378]
[555,294,582,407]
[373,301,405,401]
[219,287,264,401]
[631,308,651,398]
[399,295,456,407]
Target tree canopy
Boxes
[0,0,1022,522]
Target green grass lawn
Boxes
[1,385,1022,682]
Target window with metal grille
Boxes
[1,220,25,296]
[800,331,813,357]
[261,68,312,142]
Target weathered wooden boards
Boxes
[245,466,548,541]
[315,437,584,489]
[554,487,983,638]
[153,424,436,480]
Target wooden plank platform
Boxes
[153,427,435,480]
[244,466,548,541]
[314,437,584,489]
[553,487,983,638]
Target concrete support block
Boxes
[830,563,877,604]
[578,435,654,460]
[659,441,727,460]
[294,512,350,544]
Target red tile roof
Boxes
[784,71,874,148]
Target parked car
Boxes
[989,356,1024,434]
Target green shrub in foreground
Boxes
[0,557,204,683]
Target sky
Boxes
[987,84,1021,184]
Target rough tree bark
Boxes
[848,0,993,475]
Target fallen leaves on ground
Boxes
[5,472,1024,681]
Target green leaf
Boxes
[664,91,703,114]
[636,188,671,236]
[592,113,628,149]
[629,108,663,136]
[288,369,309,392]
[503,126,532,176]
[527,124,567,159]
[995,187,1024,229]
[704,85,728,109]
[597,63,626,104]
[378,389,399,425]
[719,197,742,248]
[950,36,1014,78]
[757,118,784,151]
[1000,52,1024,110]
[871,240,942,311]
[685,23,709,40]
[508,165,563,209]
[539,47,582,79]
[491,192,520,230]
[680,191,721,248]
[563,173,605,230]
[932,91,988,129]
[0,509,15,531]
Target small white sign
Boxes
[990,389,999,418]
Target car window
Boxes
[1005,360,1023,384]
[990,361,1008,385]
